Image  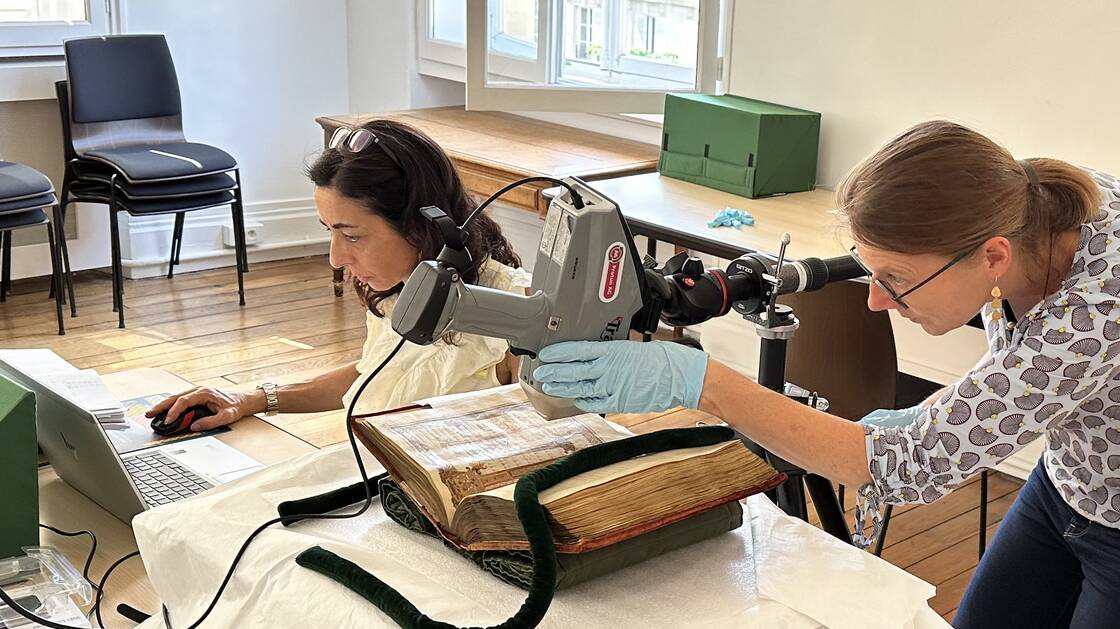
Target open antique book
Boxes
[354,385,784,553]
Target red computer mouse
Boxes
[150,405,215,436]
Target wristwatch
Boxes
[256,382,279,416]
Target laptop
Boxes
[0,364,262,524]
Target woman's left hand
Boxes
[533,340,709,413]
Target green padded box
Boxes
[658,93,821,198]
[0,376,37,558]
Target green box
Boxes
[658,93,821,198]
[0,376,37,558]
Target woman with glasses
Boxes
[147,120,530,430]
[534,120,1120,627]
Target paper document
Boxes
[0,349,125,424]
[0,348,77,379]
[39,369,125,423]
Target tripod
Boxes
[735,236,852,544]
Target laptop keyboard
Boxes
[123,450,214,507]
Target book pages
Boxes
[362,387,630,513]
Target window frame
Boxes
[417,0,469,82]
[0,0,112,58]
[418,0,724,114]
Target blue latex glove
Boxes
[858,405,926,428]
[533,340,709,414]
[707,207,755,229]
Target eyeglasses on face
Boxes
[848,245,976,309]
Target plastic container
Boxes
[0,546,93,628]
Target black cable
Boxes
[158,337,408,629]
[0,548,135,629]
[0,585,90,629]
[92,551,141,629]
[0,339,404,629]
[37,524,99,594]
[462,176,584,229]
[1,175,571,628]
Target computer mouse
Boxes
[150,405,215,436]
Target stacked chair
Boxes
[0,162,72,335]
[56,34,248,328]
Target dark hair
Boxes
[307,119,521,316]
[837,120,1101,256]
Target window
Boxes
[430,0,467,45]
[0,0,112,58]
[418,0,468,80]
[553,0,700,90]
[419,0,725,113]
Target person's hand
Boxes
[533,340,709,414]
[144,387,262,432]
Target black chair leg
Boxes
[46,221,65,335]
[109,208,125,328]
[1,231,11,302]
[873,503,893,557]
[56,203,76,317]
[230,200,245,306]
[979,470,989,561]
[168,212,185,279]
[233,170,248,273]
[108,178,125,328]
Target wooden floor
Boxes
[3,256,1018,624]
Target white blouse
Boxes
[341,258,533,415]
[864,168,1120,529]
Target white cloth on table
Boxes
[132,444,946,629]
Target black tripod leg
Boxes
[978,470,989,560]
[805,473,851,543]
[776,475,809,521]
[873,504,893,556]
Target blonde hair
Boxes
[837,121,1100,256]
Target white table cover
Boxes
[133,444,948,629]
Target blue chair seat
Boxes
[72,159,236,197]
[0,192,56,213]
[117,190,234,215]
[0,162,53,203]
[83,142,237,182]
[0,209,49,231]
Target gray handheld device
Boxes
[391,177,655,419]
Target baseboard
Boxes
[120,197,327,279]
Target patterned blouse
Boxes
[863,168,1120,530]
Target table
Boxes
[315,106,660,295]
[36,368,316,629]
[130,441,949,629]
[545,171,847,261]
[36,373,947,629]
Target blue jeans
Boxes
[956,461,1120,628]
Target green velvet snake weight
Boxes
[293,424,736,629]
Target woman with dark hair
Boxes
[147,119,530,429]
[534,121,1120,627]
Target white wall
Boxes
[1,0,465,282]
[728,0,1120,189]
[723,0,1120,478]
[114,0,351,276]
[346,0,464,114]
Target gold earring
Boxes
[990,285,1003,322]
